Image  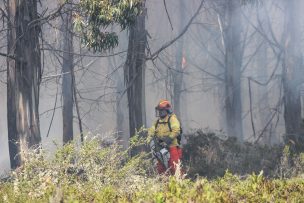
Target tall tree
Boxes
[61,3,74,144]
[124,0,146,139]
[282,0,304,151]
[222,0,243,140]
[73,0,141,141]
[108,48,128,148]
[7,0,42,168]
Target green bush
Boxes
[1,135,304,202]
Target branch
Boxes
[28,2,66,27]
[41,71,72,80]
[248,78,256,138]
[46,82,59,138]
[249,50,282,86]
[217,13,225,54]
[0,52,16,60]
[189,61,224,82]
[0,7,8,20]
[254,98,282,144]
[242,9,281,54]
[197,36,225,69]
[163,0,173,30]
[41,47,127,58]
[147,0,204,60]
[241,40,264,73]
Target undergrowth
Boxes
[0,133,304,202]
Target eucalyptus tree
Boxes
[282,0,304,151]
[7,0,42,168]
[124,0,146,139]
[6,0,141,168]
[215,0,244,140]
[62,2,74,144]
[73,0,142,140]
[74,0,141,52]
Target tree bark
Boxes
[62,4,74,144]
[282,0,304,152]
[224,0,243,140]
[124,0,146,140]
[7,0,41,169]
[116,78,127,147]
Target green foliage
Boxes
[278,145,304,178]
[1,135,304,202]
[0,138,150,202]
[74,0,141,52]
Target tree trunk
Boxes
[282,0,304,152]
[116,78,127,147]
[124,0,146,140]
[7,0,41,169]
[172,0,185,118]
[224,0,243,140]
[62,4,74,144]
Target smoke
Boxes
[1,0,304,172]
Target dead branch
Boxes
[163,0,173,30]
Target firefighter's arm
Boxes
[168,115,181,139]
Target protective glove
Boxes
[161,136,173,147]
[159,141,167,148]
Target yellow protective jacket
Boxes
[148,114,181,147]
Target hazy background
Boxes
[1,0,302,175]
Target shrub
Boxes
[0,138,153,202]
[1,131,304,202]
[183,129,283,178]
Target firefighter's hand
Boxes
[159,141,167,148]
[162,136,173,146]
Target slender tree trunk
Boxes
[172,0,185,118]
[108,43,128,148]
[282,0,304,152]
[7,0,41,169]
[224,0,243,140]
[116,78,126,146]
[62,4,74,144]
[124,0,146,140]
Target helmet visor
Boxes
[157,109,168,118]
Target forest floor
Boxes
[1,130,304,202]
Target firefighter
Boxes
[148,99,182,175]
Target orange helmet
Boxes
[155,99,172,117]
[156,99,172,110]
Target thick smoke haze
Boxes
[1,0,304,175]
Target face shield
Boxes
[155,108,168,118]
